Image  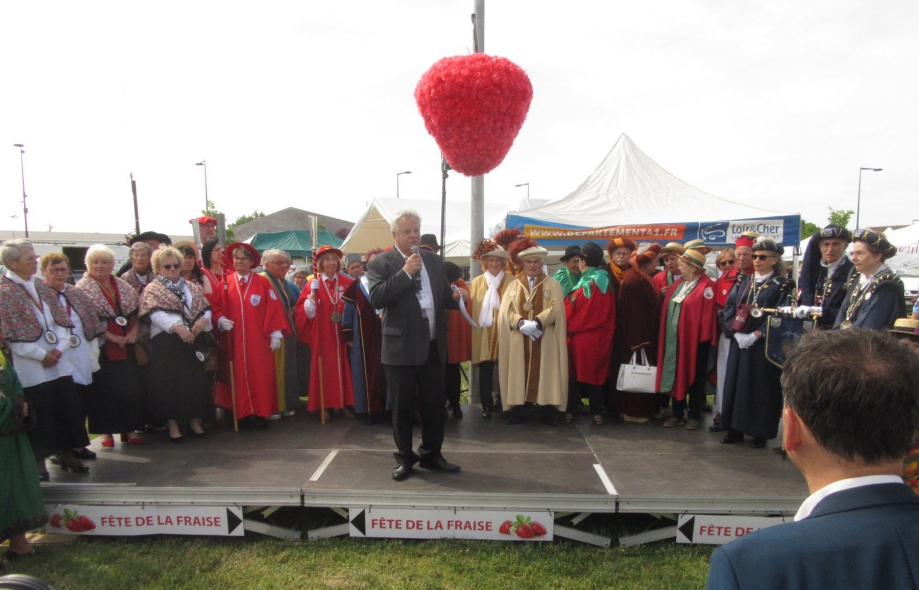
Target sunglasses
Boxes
[161,264,181,270]
[719,260,735,267]
[751,254,775,261]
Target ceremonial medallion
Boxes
[331,311,342,323]
[840,320,853,330]
[196,351,206,362]
[750,308,763,318]
[69,334,82,348]
[115,316,128,327]
[865,291,872,300]
[522,301,533,312]
[44,330,59,345]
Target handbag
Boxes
[730,303,753,334]
[616,348,658,394]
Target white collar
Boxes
[754,270,774,283]
[5,271,34,286]
[794,474,905,521]
[821,257,845,274]
[860,263,888,283]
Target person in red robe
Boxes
[565,242,616,425]
[295,245,355,420]
[652,242,684,295]
[212,243,289,430]
[444,261,472,418]
[655,249,718,431]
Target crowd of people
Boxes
[2,211,919,565]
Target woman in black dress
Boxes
[720,239,794,448]
[139,247,212,443]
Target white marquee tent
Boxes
[506,134,801,249]
[340,197,518,266]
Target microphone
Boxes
[410,245,422,291]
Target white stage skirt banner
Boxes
[676,514,790,545]
[44,504,244,536]
[349,508,553,541]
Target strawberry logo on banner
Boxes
[414,54,533,177]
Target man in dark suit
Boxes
[706,329,919,590]
[366,210,468,481]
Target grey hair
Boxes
[130,242,152,255]
[262,249,291,264]
[0,239,35,268]
[292,266,309,277]
[84,244,115,267]
[390,209,422,233]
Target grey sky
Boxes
[2,1,916,238]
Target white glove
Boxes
[777,306,793,315]
[531,329,544,341]
[519,320,538,337]
[304,297,317,319]
[734,332,759,349]
[795,306,822,319]
[311,278,320,292]
[217,317,234,331]
[270,336,282,351]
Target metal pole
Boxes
[856,167,882,229]
[469,0,485,408]
[440,156,450,261]
[131,173,140,235]
[856,169,863,229]
[13,144,28,238]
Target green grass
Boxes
[8,512,715,590]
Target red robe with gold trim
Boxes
[212,272,289,419]
[295,272,355,411]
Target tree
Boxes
[232,210,266,227]
[800,219,820,239]
[827,207,854,229]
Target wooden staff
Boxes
[318,358,325,425]
[223,274,239,432]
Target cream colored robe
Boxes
[469,272,514,364]
[497,274,568,411]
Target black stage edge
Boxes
[40,405,808,516]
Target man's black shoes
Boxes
[419,457,461,472]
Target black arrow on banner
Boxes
[678,517,695,543]
[226,508,243,535]
[350,509,366,536]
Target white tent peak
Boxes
[516,133,788,226]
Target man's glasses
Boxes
[161,264,181,270]
[719,260,735,267]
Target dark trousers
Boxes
[477,360,497,410]
[445,362,461,409]
[578,382,605,416]
[384,341,446,466]
[673,342,711,420]
[24,375,89,460]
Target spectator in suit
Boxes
[706,328,919,590]
[366,209,467,481]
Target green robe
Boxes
[1,351,49,543]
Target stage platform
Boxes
[40,405,808,517]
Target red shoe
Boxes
[100,436,115,448]
[120,433,146,445]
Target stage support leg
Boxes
[244,518,302,541]
[307,523,350,540]
[618,526,678,547]
[553,524,612,548]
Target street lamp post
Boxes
[13,144,28,237]
[856,167,882,229]
[396,171,411,199]
[196,160,209,211]
[514,182,529,200]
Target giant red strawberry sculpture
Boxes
[414,54,533,177]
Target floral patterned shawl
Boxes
[0,276,74,343]
[74,273,140,320]
[139,277,209,324]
